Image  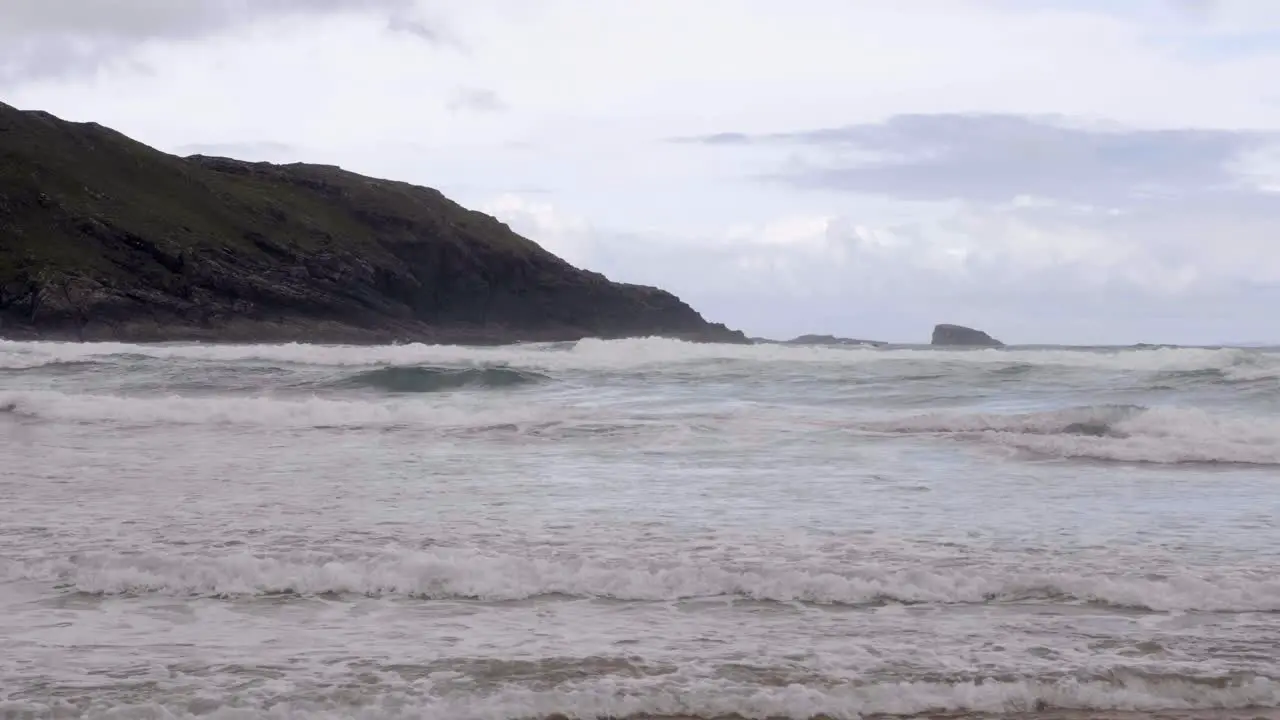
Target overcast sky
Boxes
[4,0,1280,344]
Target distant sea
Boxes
[3,338,1280,720]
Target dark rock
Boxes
[0,102,748,345]
[931,324,1003,347]
[785,334,885,347]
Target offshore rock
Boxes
[931,324,1004,347]
[784,334,885,347]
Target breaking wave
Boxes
[329,365,549,393]
[0,390,463,428]
[0,391,728,443]
[2,338,1277,377]
[0,390,571,432]
[10,548,1280,612]
[0,359,108,372]
[867,405,1280,465]
[5,673,1280,719]
[1153,365,1280,386]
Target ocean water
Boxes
[2,337,1280,720]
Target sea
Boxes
[2,337,1280,720]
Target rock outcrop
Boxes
[931,324,1003,347]
[784,334,885,347]
[0,103,746,344]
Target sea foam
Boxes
[2,337,1277,377]
[868,405,1280,465]
[11,547,1280,612]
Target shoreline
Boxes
[1,326,1274,352]
[628,713,1280,720]
[0,317,751,347]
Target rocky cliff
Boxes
[0,103,746,344]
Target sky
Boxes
[4,0,1280,344]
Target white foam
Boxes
[10,547,1280,611]
[3,673,1280,719]
[0,389,561,429]
[871,405,1280,465]
[0,390,783,440]
[0,356,64,370]
[1,337,1276,375]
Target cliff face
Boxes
[0,104,746,344]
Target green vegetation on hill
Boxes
[0,103,744,344]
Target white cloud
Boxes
[448,86,506,114]
[12,0,1280,141]
[478,187,1280,344]
[479,194,595,269]
[0,0,436,85]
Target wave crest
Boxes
[3,337,1278,376]
[867,405,1280,465]
[5,672,1280,719]
[10,549,1279,611]
[331,365,548,393]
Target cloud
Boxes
[1159,0,1280,29]
[0,36,140,87]
[0,0,413,41]
[660,113,1280,339]
[448,87,507,114]
[1168,0,1218,22]
[685,113,1279,205]
[481,187,1280,345]
[386,13,467,51]
[0,0,439,85]
[480,194,598,270]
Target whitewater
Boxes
[3,338,1280,720]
